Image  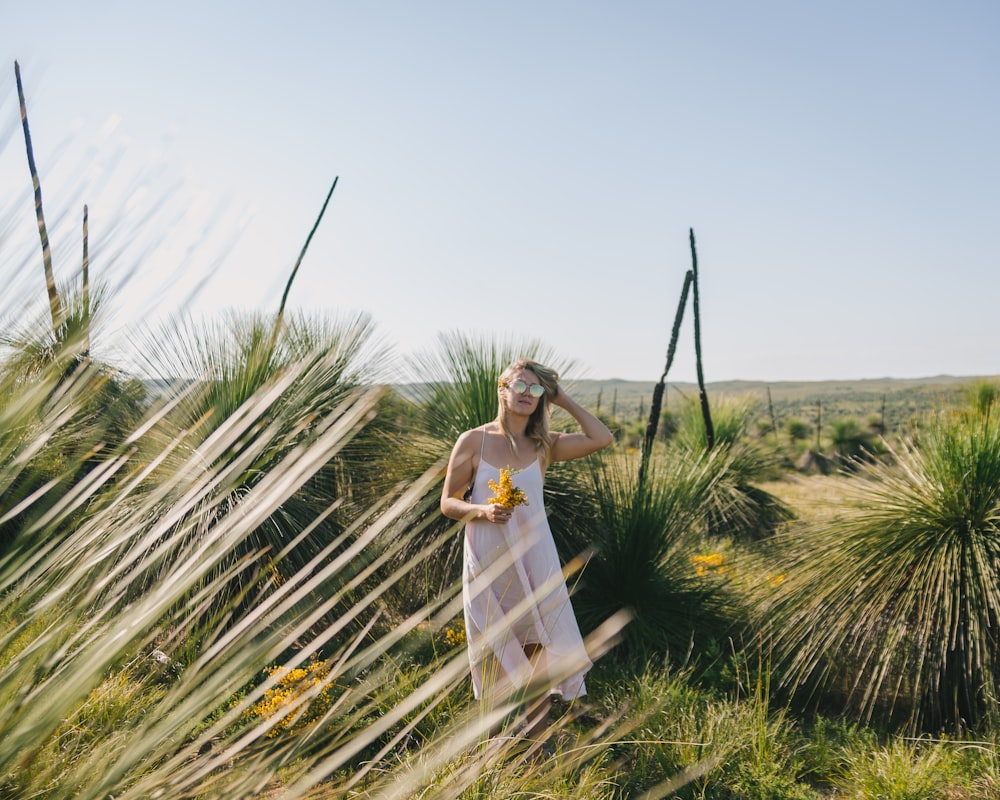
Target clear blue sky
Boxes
[1,1,997,382]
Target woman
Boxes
[440,359,613,739]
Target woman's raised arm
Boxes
[548,386,614,463]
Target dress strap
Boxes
[467,427,487,499]
[474,427,487,489]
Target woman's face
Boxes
[500,369,544,416]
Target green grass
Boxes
[4,363,1000,798]
[3,339,998,798]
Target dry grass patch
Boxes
[757,475,856,525]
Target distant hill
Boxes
[561,375,998,433]
[154,374,996,437]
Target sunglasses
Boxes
[500,380,545,398]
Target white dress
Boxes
[462,455,592,700]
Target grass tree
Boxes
[0,289,146,551]
[672,394,791,541]
[125,308,394,618]
[828,416,882,466]
[1,62,148,548]
[408,331,573,444]
[673,393,758,453]
[761,405,1000,730]
[568,449,742,658]
[965,378,1000,415]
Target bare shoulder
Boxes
[452,425,487,457]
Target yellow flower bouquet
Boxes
[487,466,529,509]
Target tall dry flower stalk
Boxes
[640,269,693,484]
[15,60,64,336]
[690,228,714,451]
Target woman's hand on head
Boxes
[546,385,615,463]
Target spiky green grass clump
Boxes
[761,407,1000,730]
[408,330,573,441]
[567,449,740,656]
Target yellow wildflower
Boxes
[487,466,528,509]
[692,553,728,577]
[442,619,466,648]
[247,658,333,738]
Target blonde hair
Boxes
[497,359,559,464]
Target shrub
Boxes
[761,406,1000,730]
[833,737,966,800]
[568,450,739,657]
